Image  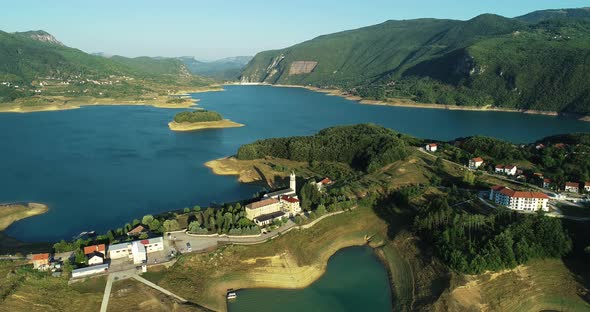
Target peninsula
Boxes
[0,203,48,231]
[168,110,243,131]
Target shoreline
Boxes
[168,119,244,132]
[0,86,223,114]
[0,203,49,231]
[229,82,588,121]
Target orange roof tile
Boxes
[281,196,300,203]
[32,253,49,261]
[83,244,106,255]
[246,198,280,210]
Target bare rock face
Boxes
[13,30,64,46]
[288,61,318,75]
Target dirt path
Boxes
[132,275,187,303]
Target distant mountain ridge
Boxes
[240,8,590,116]
[179,56,252,80]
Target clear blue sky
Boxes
[1,0,587,60]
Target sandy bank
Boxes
[168,119,244,132]
[0,203,48,231]
[0,86,223,114]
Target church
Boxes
[246,172,301,226]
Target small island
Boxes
[168,110,244,131]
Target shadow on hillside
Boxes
[561,219,590,305]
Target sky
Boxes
[1,0,588,60]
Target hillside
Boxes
[0,30,213,109]
[180,56,251,80]
[240,8,590,116]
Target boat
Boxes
[227,292,237,300]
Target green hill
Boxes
[240,8,590,116]
[180,56,252,80]
[0,30,212,106]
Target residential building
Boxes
[316,177,333,191]
[71,264,108,279]
[107,237,164,262]
[469,157,484,169]
[504,165,517,176]
[31,253,50,270]
[263,172,296,199]
[87,252,104,266]
[83,244,105,257]
[425,143,438,152]
[126,225,145,237]
[489,186,549,211]
[131,241,146,265]
[495,165,504,174]
[543,178,552,189]
[565,182,579,193]
[253,211,285,226]
[280,195,301,216]
[584,182,590,192]
[245,198,281,220]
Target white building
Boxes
[489,186,549,212]
[565,182,579,193]
[494,165,504,174]
[316,177,333,191]
[280,196,302,217]
[108,237,164,263]
[504,165,517,176]
[131,241,147,265]
[245,198,282,221]
[425,143,438,152]
[71,264,108,279]
[584,182,590,192]
[263,172,296,199]
[469,157,484,169]
[87,252,104,266]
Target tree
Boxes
[142,215,154,226]
[300,182,322,210]
[138,233,149,239]
[193,205,201,212]
[316,204,327,216]
[162,219,180,232]
[149,219,161,232]
[74,249,87,265]
[463,170,476,185]
[183,207,190,213]
[188,221,201,233]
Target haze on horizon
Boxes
[1,0,587,60]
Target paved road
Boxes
[100,274,114,312]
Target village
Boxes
[26,172,336,282]
[424,142,590,216]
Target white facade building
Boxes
[565,182,579,193]
[426,143,438,152]
[131,241,147,265]
[469,157,484,169]
[71,264,108,279]
[489,186,549,211]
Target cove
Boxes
[227,246,393,312]
[1,85,590,242]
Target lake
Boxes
[2,85,590,241]
[227,246,392,312]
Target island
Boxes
[0,203,48,231]
[168,110,244,131]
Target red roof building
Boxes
[126,225,145,236]
[489,186,549,211]
[83,244,106,255]
[280,196,300,203]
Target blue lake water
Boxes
[227,246,392,312]
[2,85,590,241]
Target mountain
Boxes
[0,30,211,104]
[180,56,252,80]
[517,7,590,23]
[240,8,590,116]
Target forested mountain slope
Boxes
[240,8,590,115]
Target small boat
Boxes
[227,292,237,300]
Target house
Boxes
[280,195,302,216]
[108,237,164,262]
[495,165,505,174]
[535,144,545,150]
[71,264,108,279]
[87,252,104,266]
[565,182,579,193]
[253,211,285,226]
[489,186,549,211]
[131,241,146,265]
[543,178,552,189]
[245,198,282,221]
[83,244,105,257]
[504,165,517,176]
[31,253,50,270]
[584,182,590,192]
[126,225,145,237]
[263,172,296,199]
[425,143,438,152]
[469,157,484,169]
[316,177,333,191]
